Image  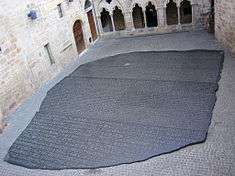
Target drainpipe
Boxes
[91,0,101,36]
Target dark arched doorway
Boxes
[73,20,85,54]
[85,0,97,41]
[180,0,192,24]
[100,8,113,32]
[166,0,178,25]
[145,2,158,27]
[132,4,145,29]
[113,6,126,31]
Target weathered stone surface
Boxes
[95,0,210,36]
[215,0,235,53]
[0,0,96,127]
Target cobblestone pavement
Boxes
[0,31,234,176]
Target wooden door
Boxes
[87,10,97,41]
[73,20,85,54]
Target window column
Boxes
[143,8,147,28]
[111,12,116,32]
[177,3,182,29]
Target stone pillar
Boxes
[177,4,182,30]
[143,10,147,28]
[157,7,167,27]
[191,3,198,26]
[163,7,167,26]
[177,5,181,25]
[111,13,116,32]
[97,16,104,34]
[124,11,134,31]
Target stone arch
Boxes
[180,0,192,24]
[73,20,86,54]
[132,3,145,29]
[113,6,126,31]
[100,8,113,32]
[143,0,158,9]
[145,1,158,27]
[111,4,124,12]
[98,0,125,14]
[166,0,178,25]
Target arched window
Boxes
[132,4,145,29]
[145,2,158,27]
[180,0,192,24]
[84,0,92,10]
[100,8,113,32]
[113,6,126,31]
[166,0,178,25]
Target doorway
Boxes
[101,8,113,32]
[132,4,145,29]
[87,10,97,41]
[73,20,86,54]
[145,2,158,27]
[113,6,126,31]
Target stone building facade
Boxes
[1,0,230,131]
[0,0,99,131]
[94,0,211,36]
[215,0,235,53]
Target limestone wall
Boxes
[0,0,214,131]
[215,0,235,53]
[0,0,95,130]
[94,0,211,36]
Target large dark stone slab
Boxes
[5,50,224,170]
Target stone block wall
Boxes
[95,0,212,37]
[0,0,222,132]
[0,0,96,131]
[215,0,235,53]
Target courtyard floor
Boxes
[0,31,234,176]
